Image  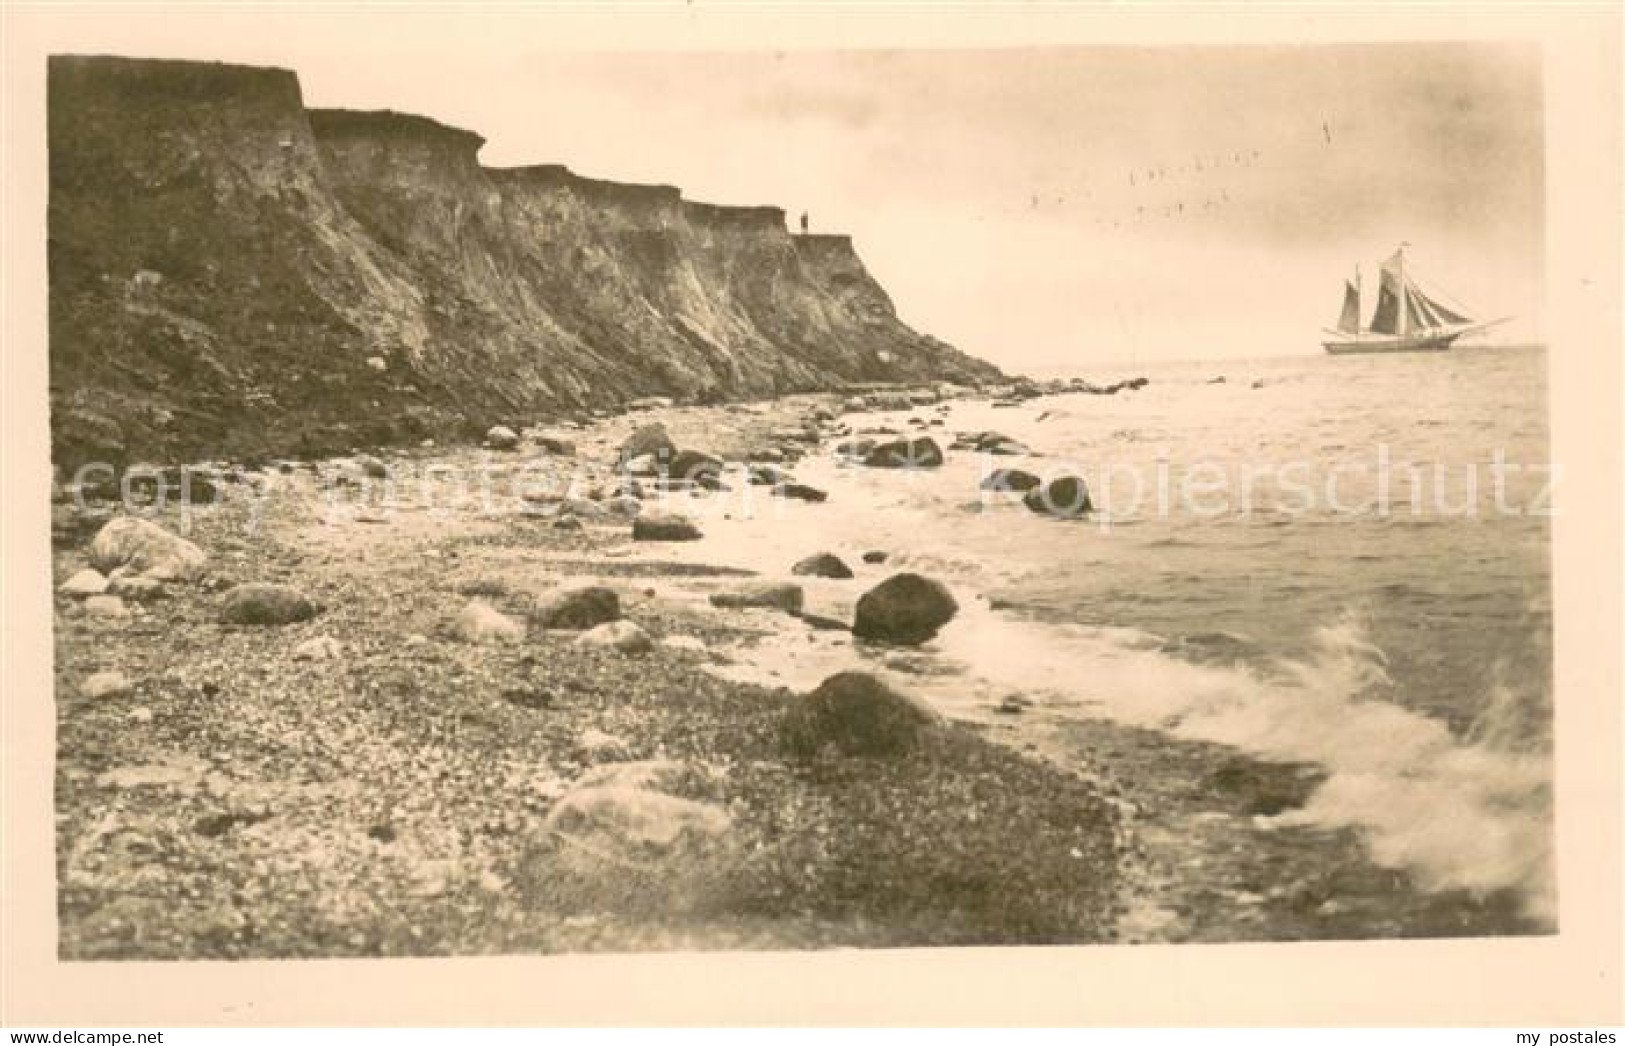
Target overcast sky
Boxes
[54,27,1546,370]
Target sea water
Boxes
[636,345,1554,923]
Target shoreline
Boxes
[50,389,1546,957]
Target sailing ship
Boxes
[1323,245,1507,354]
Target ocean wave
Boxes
[925,604,1554,921]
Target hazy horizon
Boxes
[53,37,1544,372]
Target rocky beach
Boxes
[43,52,1553,962]
[51,383,1543,959]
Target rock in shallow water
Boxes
[781,671,943,758]
[632,513,703,542]
[668,449,723,482]
[772,482,828,503]
[1023,475,1093,518]
[862,436,945,469]
[792,553,854,579]
[980,468,1042,493]
[746,464,787,486]
[852,573,958,645]
[218,583,319,626]
[708,583,804,614]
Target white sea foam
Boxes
[709,595,1553,919]
[945,605,1553,919]
[661,349,1555,920]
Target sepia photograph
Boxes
[3,0,1621,1030]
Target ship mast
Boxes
[1354,264,1362,338]
[1395,244,1408,339]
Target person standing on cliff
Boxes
[800,211,809,234]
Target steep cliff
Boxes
[48,56,1002,467]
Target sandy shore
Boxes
[50,391,1539,958]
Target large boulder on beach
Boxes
[781,671,943,758]
[535,585,621,630]
[633,513,703,542]
[88,517,207,582]
[219,583,318,626]
[107,573,168,602]
[835,438,876,459]
[709,583,805,614]
[792,553,854,579]
[981,468,1042,493]
[541,761,731,860]
[451,599,524,643]
[618,423,676,467]
[59,568,109,598]
[1023,476,1093,518]
[863,437,944,469]
[852,573,958,645]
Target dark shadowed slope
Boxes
[48,56,1003,468]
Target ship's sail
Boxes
[1325,245,1501,353]
[1406,283,1471,327]
[1369,267,1404,335]
[1337,280,1360,333]
[1361,250,1474,335]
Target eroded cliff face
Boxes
[48,56,1002,467]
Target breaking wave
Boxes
[928,603,1555,921]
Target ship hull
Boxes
[1322,332,1463,355]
